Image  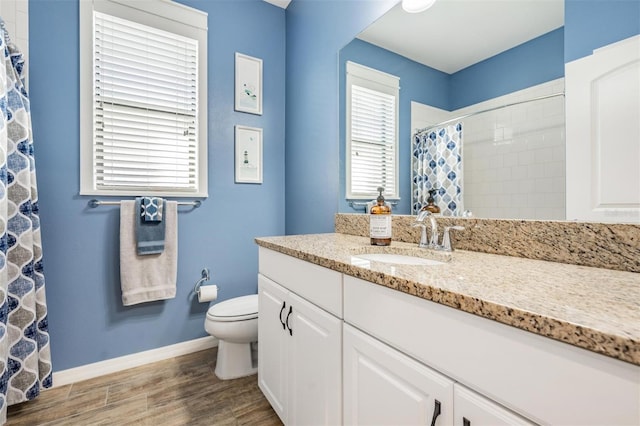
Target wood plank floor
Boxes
[7,347,282,425]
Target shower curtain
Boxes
[0,20,52,423]
[411,123,464,216]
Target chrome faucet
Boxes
[441,226,465,252]
[412,213,429,248]
[413,211,465,252]
[413,210,439,249]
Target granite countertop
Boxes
[255,233,640,366]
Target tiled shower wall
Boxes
[413,79,566,220]
[0,0,29,82]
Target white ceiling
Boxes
[357,0,564,74]
[263,0,291,9]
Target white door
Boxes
[287,291,342,426]
[453,384,536,426]
[258,274,289,424]
[343,324,454,426]
[565,35,640,223]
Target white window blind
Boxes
[346,62,399,200]
[80,0,208,197]
[94,12,197,191]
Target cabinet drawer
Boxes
[259,247,343,318]
[344,275,640,425]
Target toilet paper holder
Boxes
[193,268,210,294]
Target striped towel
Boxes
[136,197,166,255]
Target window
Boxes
[346,61,399,200]
[80,0,208,197]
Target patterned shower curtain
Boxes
[0,20,52,424]
[411,123,464,216]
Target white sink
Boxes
[352,253,445,266]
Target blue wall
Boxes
[450,28,565,110]
[565,0,640,62]
[284,0,397,235]
[338,39,450,214]
[29,0,286,371]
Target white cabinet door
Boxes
[343,324,454,426]
[258,273,342,426]
[453,384,536,426]
[565,35,640,223]
[288,292,342,426]
[258,274,289,423]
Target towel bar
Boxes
[88,199,202,208]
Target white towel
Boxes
[120,200,177,306]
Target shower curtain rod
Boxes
[414,92,565,136]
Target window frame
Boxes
[345,61,400,201]
[79,0,208,197]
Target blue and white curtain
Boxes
[0,19,52,423]
[411,123,464,216]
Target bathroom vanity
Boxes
[256,233,640,426]
[258,247,342,425]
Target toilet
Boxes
[204,294,259,380]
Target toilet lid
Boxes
[207,294,258,322]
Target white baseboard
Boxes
[52,336,218,388]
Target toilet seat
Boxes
[207,294,258,322]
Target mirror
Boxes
[339,0,568,220]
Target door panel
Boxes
[343,324,454,426]
[258,274,289,423]
[288,291,342,426]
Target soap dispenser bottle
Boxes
[422,188,441,214]
[370,187,392,246]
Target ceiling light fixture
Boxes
[402,0,437,13]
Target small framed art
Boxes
[235,125,263,184]
[235,53,263,115]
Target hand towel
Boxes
[141,196,163,222]
[136,197,166,255]
[120,200,177,306]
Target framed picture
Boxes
[235,125,263,184]
[235,53,263,115]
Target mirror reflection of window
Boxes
[346,61,400,201]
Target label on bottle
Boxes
[370,215,392,238]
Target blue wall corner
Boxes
[284,0,397,235]
[29,0,285,371]
[450,27,565,110]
